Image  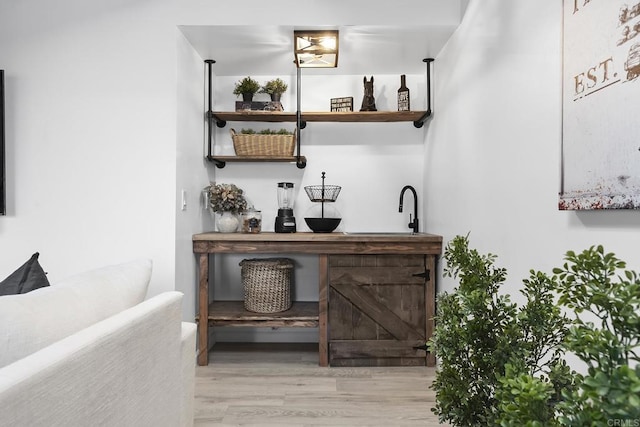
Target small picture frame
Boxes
[330,97,353,112]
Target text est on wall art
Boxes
[561,0,640,209]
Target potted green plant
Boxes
[233,76,260,102]
[260,78,288,102]
[553,246,640,424]
[429,234,572,426]
[429,235,640,426]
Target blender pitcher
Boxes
[275,182,296,233]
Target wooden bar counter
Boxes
[193,232,442,367]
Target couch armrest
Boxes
[0,292,186,427]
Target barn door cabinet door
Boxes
[328,254,430,367]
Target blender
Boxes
[275,182,296,233]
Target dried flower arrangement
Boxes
[205,183,247,214]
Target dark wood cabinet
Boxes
[328,254,431,367]
[193,232,440,366]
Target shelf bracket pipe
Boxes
[210,157,226,168]
[205,59,216,158]
[295,66,306,169]
[414,58,434,128]
[213,114,226,128]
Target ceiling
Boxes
[179,25,460,76]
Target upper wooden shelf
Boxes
[211,110,431,127]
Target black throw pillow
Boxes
[0,253,50,296]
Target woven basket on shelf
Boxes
[230,129,296,157]
[240,258,293,313]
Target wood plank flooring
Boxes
[194,343,448,426]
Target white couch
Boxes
[0,259,196,427]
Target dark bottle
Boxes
[397,74,410,111]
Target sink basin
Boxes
[343,232,418,236]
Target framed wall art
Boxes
[560,0,640,209]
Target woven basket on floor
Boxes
[240,258,293,313]
[230,129,295,157]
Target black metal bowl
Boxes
[304,218,341,233]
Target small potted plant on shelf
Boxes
[205,182,248,233]
[239,128,293,135]
[260,78,288,102]
[233,76,260,102]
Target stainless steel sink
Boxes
[343,232,419,236]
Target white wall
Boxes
[175,30,214,319]
[0,1,178,297]
[427,0,640,299]
[172,0,465,327]
[0,0,464,328]
[209,73,427,234]
[3,0,636,361]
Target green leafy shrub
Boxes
[430,238,640,426]
[429,235,572,426]
[233,76,260,96]
[260,78,288,95]
[554,246,640,425]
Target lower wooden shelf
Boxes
[206,155,307,169]
[206,301,319,328]
[207,155,306,164]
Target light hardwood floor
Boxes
[194,343,447,426]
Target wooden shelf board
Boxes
[206,301,319,328]
[213,111,296,122]
[207,155,306,163]
[212,111,429,123]
[303,111,429,122]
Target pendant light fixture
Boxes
[294,30,339,68]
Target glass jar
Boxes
[241,208,262,233]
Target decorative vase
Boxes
[217,211,239,233]
[242,93,253,103]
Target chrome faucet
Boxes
[399,185,419,234]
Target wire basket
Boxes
[230,129,295,157]
[240,258,293,313]
[304,185,341,202]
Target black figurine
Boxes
[359,76,377,112]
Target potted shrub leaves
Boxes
[429,235,640,426]
[260,78,288,102]
[233,76,260,102]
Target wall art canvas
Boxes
[561,0,640,209]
